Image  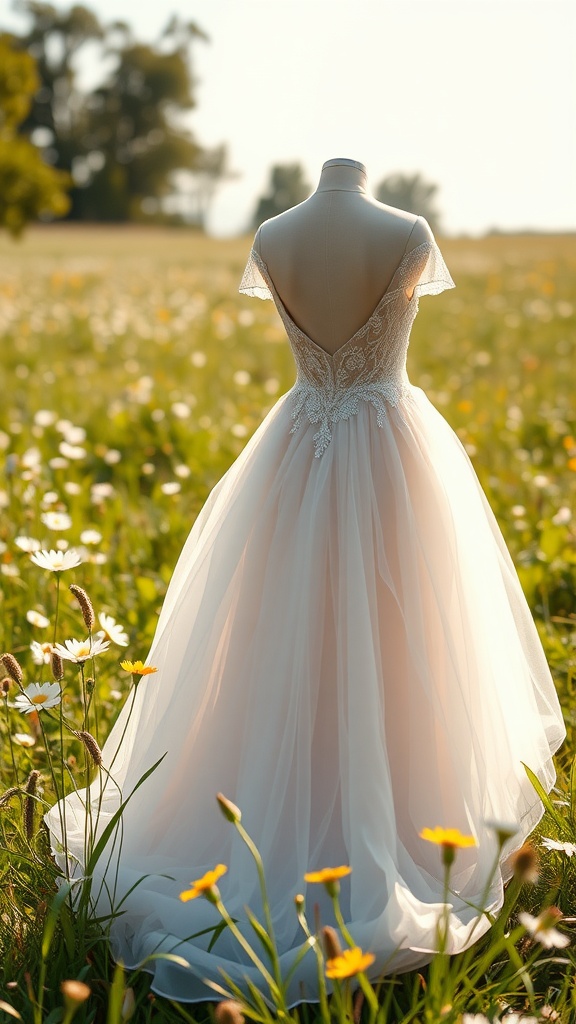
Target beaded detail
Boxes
[239,237,455,457]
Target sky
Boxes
[1,0,575,238]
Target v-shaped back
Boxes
[249,241,432,360]
[239,234,456,457]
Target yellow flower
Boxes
[568,457,576,472]
[120,660,158,675]
[304,865,352,884]
[420,827,477,867]
[325,946,375,979]
[179,864,227,903]
[304,864,352,897]
[419,827,477,849]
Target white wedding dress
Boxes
[45,226,565,1007]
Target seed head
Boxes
[75,730,103,767]
[69,584,95,631]
[24,769,40,841]
[24,769,40,796]
[0,786,21,808]
[1,676,10,696]
[511,841,540,883]
[214,1000,245,1024]
[1,653,23,683]
[322,925,343,960]
[51,651,64,681]
[60,979,91,1006]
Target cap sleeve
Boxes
[239,231,273,301]
[406,238,455,299]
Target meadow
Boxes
[0,226,575,1023]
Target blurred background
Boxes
[0,0,575,239]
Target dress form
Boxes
[252,158,433,353]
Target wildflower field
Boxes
[0,226,575,1023]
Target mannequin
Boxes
[253,157,433,354]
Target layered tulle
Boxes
[45,384,565,1005]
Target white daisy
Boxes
[59,442,87,460]
[13,732,36,747]
[15,536,42,553]
[98,613,129,647]
[14,682,61,714]
[541,837,576,857]
[80,529,102,545]
[34,409,57,427]
[518,909,570,948]
[53,635,110,663]
[485,819,518,845]
[504,1017,539,1024]
[30,640,53,665]
[30,549,82,572]
[26,609,50,629]
[41,511,72,531]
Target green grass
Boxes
[0,225,575,1023]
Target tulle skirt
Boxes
[45,383,565,1006]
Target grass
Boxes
[0,225,575,1023]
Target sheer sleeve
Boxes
[406,237,456,299]
[239,231,273,301]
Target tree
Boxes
[6,2,225,225]
[10,2,104,179]
[252,163,311,229]
[0,33,70,237]
[76,37,203,220]
[375,172,442,233]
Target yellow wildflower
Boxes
[304,864,352,897]
[304,865,352,884]
[325,946,375,979]
[180,864,227,903]
[419,827,477,849]
[420,826,477,866]
[120,660,158,675]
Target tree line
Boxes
[0,2,442,238]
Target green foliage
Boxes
[0,31,39,131]
[0,228,575,1021]
[375,171,442,233]
[5,2,221,224]
[252,163,312,229]
[0,34,71,237]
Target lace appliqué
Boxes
[288,343,412,458]
[239,239,454,457]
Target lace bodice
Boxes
[239,232,455,457]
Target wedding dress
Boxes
[45,220,565,1007]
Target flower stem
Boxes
[235,819,284,997]
[4,696,19,785]
[214,896,281,1000]
[53,574,60,646]
[331,894,356,949]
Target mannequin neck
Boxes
[315,158,368,194]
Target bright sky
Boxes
[2,0,575,237]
